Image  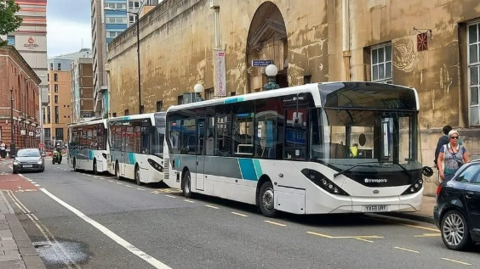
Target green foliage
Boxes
[0,0,23,47]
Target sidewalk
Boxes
[384,195,436,224]
[0,192,46,269]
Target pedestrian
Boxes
[436,130,470,182]
[0,141,5,158]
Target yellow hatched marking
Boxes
[355,238,373,243]
[441,258,471,266]
[264,220,287,227]
[307,231,383,239]
[394,247,419,253]
[414,233,441,238]
[231,212,248,217]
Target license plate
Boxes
[23,165,32,168]
[364,205,387,212]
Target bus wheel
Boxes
[259,181,278,218]
[93,160,97,175]
[182,170,192,198]
[73,158,77,171]
[115,162,120,180]
[135,166,141,185]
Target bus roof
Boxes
[107,113,158,125]
[166,81,419,112]
[68,118,108,128]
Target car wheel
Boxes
[441,210,472,251]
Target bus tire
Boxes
[115,161,121,180]
[93,159,97,175]
[258,181,278,218]
[182,170,192,198]
[135,165,141,185]
[73,158,77,171]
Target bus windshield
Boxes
[310,108,420,169]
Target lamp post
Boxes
[263,64,280,91]
[10,89,15,157]
[105,7,141,114]
[194,84,205,102]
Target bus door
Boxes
[195,110,206,191]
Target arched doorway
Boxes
[246,2,288,93]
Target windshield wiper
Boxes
[381,160,412,177]
[333,162,380,178]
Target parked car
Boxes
[434,160,480,250]
[12,148,45,174]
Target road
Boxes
[0,160,478,269]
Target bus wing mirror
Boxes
[422,166,433,177]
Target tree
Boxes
[0,0,22,47]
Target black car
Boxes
[13,148,46,174]
[433,160,480,250]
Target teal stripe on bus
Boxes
[238,159,257,181]
[253,159,263,179]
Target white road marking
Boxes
[137,188,145,191]
[125,185,132,188]
[441,258,471,266]
[39,188,172,269]
[394,247,419,253]
[165,195,176,199]
[8,166,12,169]
[231,212,248,217]
[183,199,195,203]
[264,220,287,227]
[205,205,219,209]
[108,180,114,183]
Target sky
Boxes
[47,0,91,57]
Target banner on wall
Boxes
[213,49,227,97]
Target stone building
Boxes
[0,45,41,149]
[107,0,480,195]
[71,58,95,122]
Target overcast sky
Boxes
[47,0,91,57]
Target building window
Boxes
[112,112,117,117]
[47,106,51,124]
[177,95,184,105]
[371,43,392,83]
[58,63,61,71]
[44,128,51,140]
[231,92,236,96]
[140,105,144,114]
[135,1,140,8]
[49,63,53,70]
[124,109,129,116]
[54,84,58,93]
[156,101,163,112]
[54,95,58,104]
[304,75,312,84]
[129,15,135,24]
[55,128,64,141]
[54,74,58,82]
[205,88,214,100]
[7,35,15,46]
[469,21,480,126]
[129,1,133,8]
[55,106,59,124]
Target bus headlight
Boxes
[401,177,424,195]
[147,159,163,172]
[301,169,349,196]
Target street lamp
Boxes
[105,8,141,114]
[10,89,15,156]
[263,64,280,91]
[194,83,204,102]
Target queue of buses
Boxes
[67,82,432,217]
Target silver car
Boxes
[13,148,45,174]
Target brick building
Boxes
[0,45,41,149]
[71,58,94,122]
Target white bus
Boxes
[163,82,432,217]
[107,113,166,185]
[68,119,109,174]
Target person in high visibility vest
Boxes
[350,143,358,157]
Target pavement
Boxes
[0,158,477,269]
[0,160,46,269]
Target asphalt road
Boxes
[1,160,479,269]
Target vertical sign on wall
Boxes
[213,49,227,97]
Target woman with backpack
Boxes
[436,130,470,182]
